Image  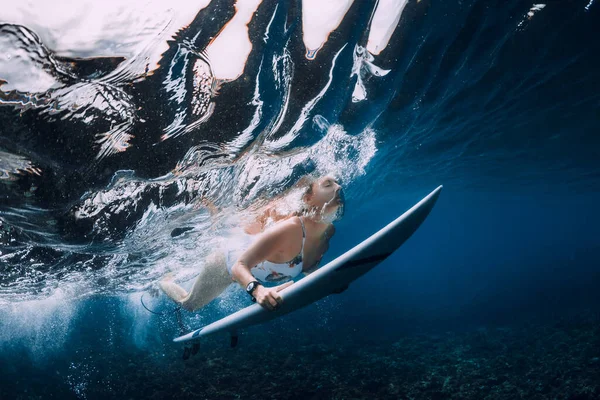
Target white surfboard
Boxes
[174,185,443,344]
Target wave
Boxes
[1,0,599,302]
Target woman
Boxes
[159,175,344,311]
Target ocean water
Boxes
[1,0,599,399]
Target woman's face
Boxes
[306,176,343,215]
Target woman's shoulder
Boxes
[263,215,303,238]
[255,216,303,248]
[274,215,303,229]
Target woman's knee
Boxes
[180,299,197,312]
[206,251,226,268]
[206,251,230,281]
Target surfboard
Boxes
[174,185,443,344]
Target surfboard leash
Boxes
[139,293,200,359]
[140,292,182,316]
[171,302,202,360]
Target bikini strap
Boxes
[298,216,306,238]
[298,217,306,256]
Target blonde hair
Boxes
[293,174,319,217]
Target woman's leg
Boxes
[159,251,233,312]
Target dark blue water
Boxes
[1,0,599,398]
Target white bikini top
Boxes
[250,217,306,283]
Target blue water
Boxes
[1,0,599,398]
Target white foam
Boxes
[0,0,212,78]
[366,0,409,56]
[301,0,354,60]
[0,289,79,360]
[309,123,378,182]
[351,45,391,103]
[585,0,594,11]
[205,0,263,81]
[266,45,347,150]
[528,3,546,17]
[121,292,159,349]
[0,32,60,93]
[518,3,546,28]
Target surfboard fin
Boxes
[230,334,239,348]
[332,284,349,294]
[191,340,200,355]
[182,346,191,360]
[182,340,200,360]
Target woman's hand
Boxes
[253,281,294,311]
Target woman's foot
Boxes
[158,273,189,304]
[147,282,160,298]
[160,271,175,282]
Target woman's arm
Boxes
[231,219,299,309]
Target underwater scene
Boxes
[1,0,599,398]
